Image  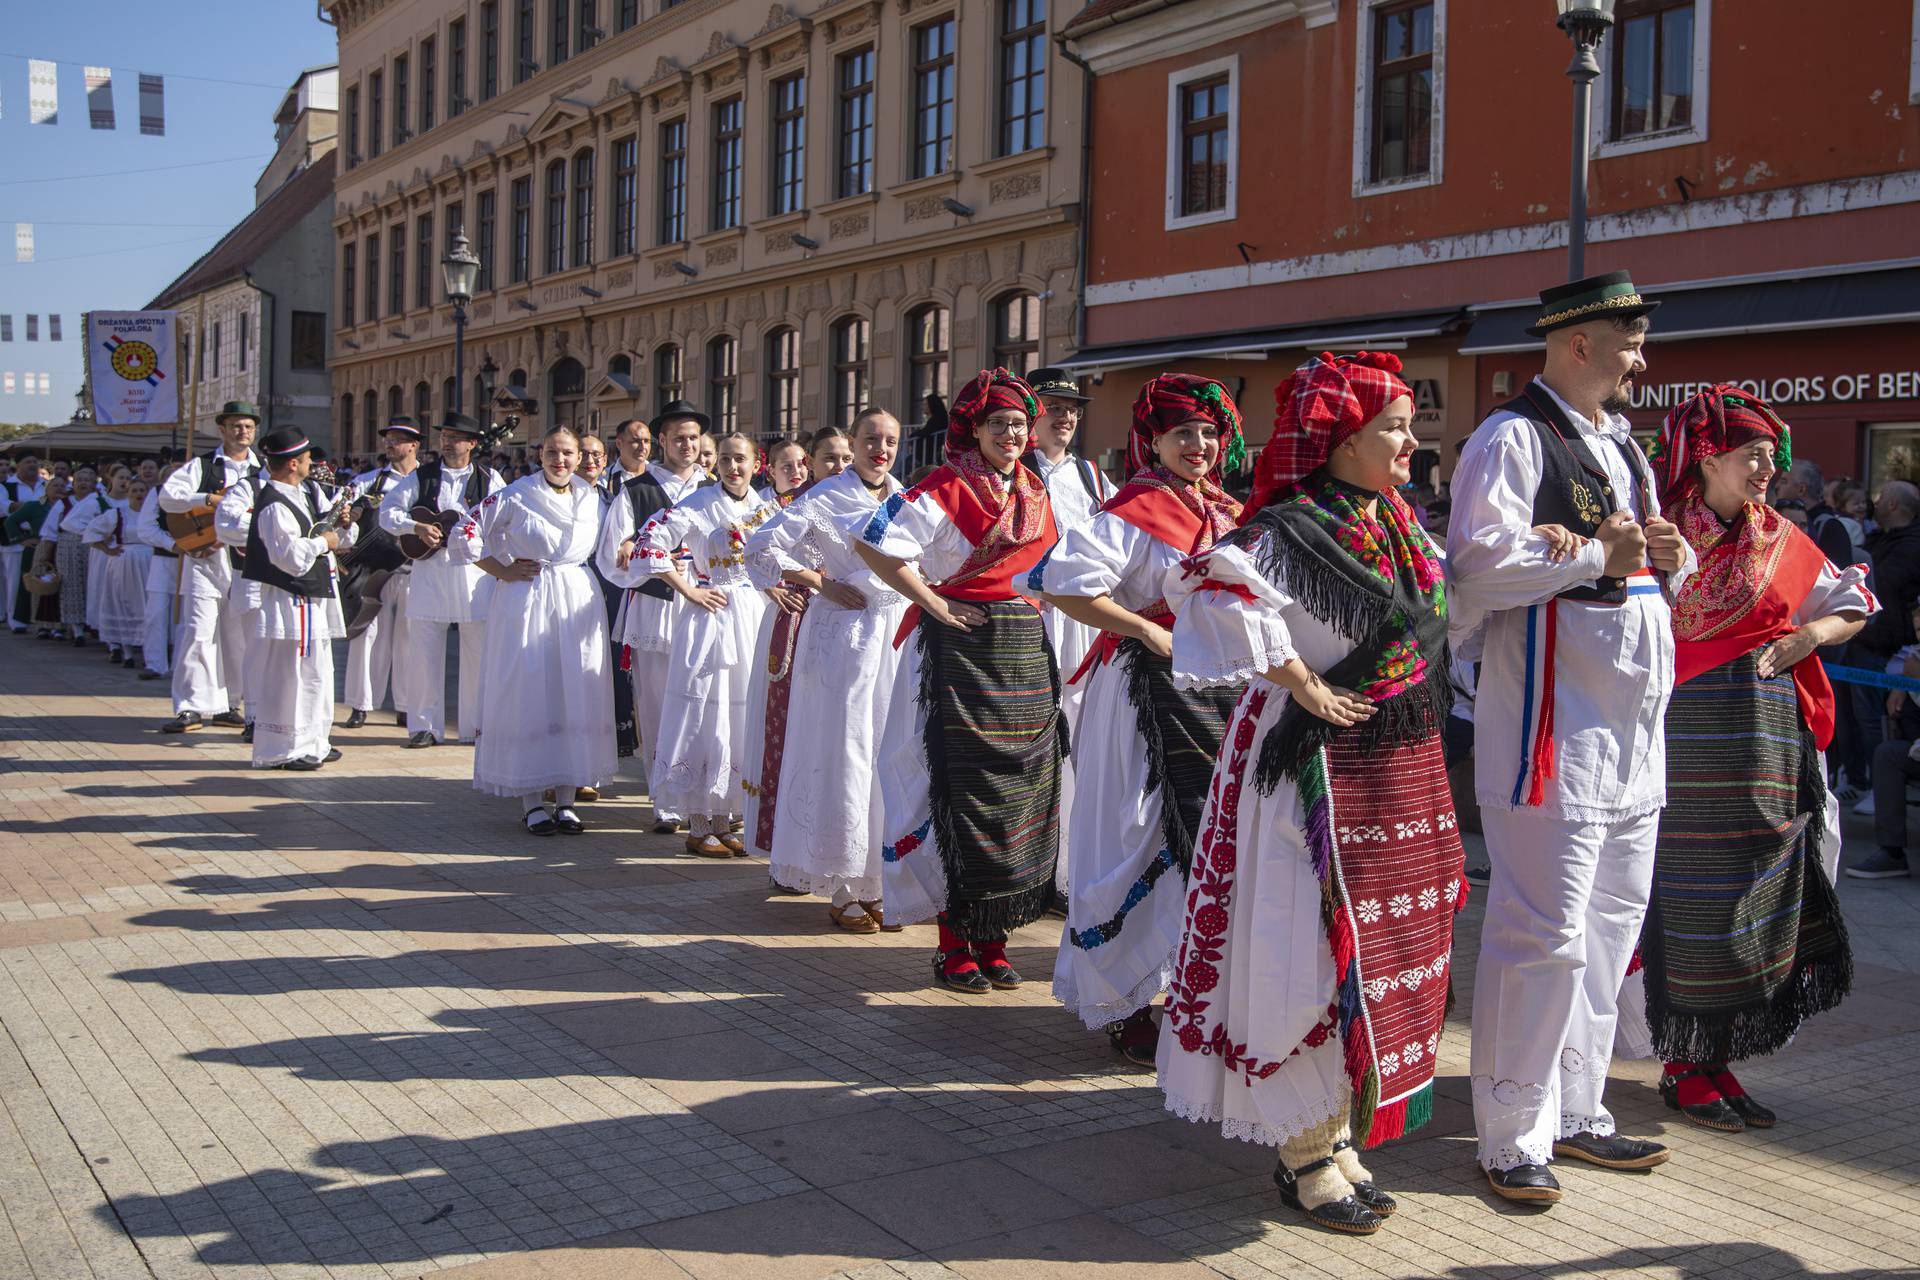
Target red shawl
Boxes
[1670,492,1836,749]
[890,451,1057,647]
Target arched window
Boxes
[992,291,1041,376]
[387,385,404,423]
[831,316,870,428]
[654,343,683,411]
[570,149,594,268]
[441,375,456,416]
[341,395,355,455]
[472,373,488,415]
[706,335,737,433]
[764,326,800,438]
[362,389,378,454]
[549,356,586,430]
[608,353,632,379]
[544,158,567,273]
[413,381,432,422]
[906,304,950,425]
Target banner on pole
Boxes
[86,67,115,129]
[87,311,178,425]
[139,74,164,136]
[29,59,58,125]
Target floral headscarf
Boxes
[945,368,1039,464]
[1245,351,1412,521]
[1650,383,1792,509]
[1127,373,1248,477]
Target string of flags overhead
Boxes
[0,316,65,342]
[8,60,165,135]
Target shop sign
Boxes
[1409,378,1444,427]
[1631,370,1920,411]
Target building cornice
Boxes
[1062,0,1336,76]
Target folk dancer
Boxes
[0,454,47,632]
[856,369,1065,995]
[378,412,505,748]
[1448,272,1691,1205]
[157,402,259,733]
[1034,374,1245,1067]
[47,466,108,645]
[455,426,616,834]
[1635,386,1865,1131]
[596,402,713,832]
[241,428,355,770]
[600,417,653,762]
[342,416,423,729]
[214,454,272,743]
[82,477,149,667]
[1156,353,1464,1236]
[744,416,906,927]
[10,475,65,635]
[131,467,181,679]
[85,467,131,646]
[638,434,776,856]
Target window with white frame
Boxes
[1164,57,1237,230]
[1593,0,1709,157]
[1352,0,1445,194]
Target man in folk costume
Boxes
[215,452,276,743]
[156,401,260,734]
[243,428,355,770]
[1447,272,1692,1205]
[0,454,47,633]
[378,413,505,748]
[342,417,423,730]
[130,465,180,679]
[596,417,653,765]
[595,401,714,833]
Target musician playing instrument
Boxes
[155,401,259,734]
[377,412,506,748]
[342,417,423,730]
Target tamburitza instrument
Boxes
[163,487,225,554]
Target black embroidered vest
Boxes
[1496,385,1650,605]
[415,461,491,516]
[243,483,334,599]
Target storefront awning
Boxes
[1459,262,1920,355]
[1061,309,1465,373]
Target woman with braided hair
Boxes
[1031,374,1245,1066]
[1156,352,1467,1236]
[1633,385,1865,1132]
[857,369,1066,994]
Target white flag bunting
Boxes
[29,59,58,125]
[139,73,164,136]
[86,66,115,130]
[14,224,31,263]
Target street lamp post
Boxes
[440,227,481,415]
[1555,1,1617,279]
[479,354,499,425]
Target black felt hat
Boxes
[649,399,711,435]
[1027,367,1089,402]
[1526,270,1661,338]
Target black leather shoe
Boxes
[161,712,203,734]
[240,723,254,744]
[280,756,323,772]
[323,747,342,763]
[1106,1008,1158,1069]
[1274,1158,1384,1234]
[1660,1070,1744,1133]
[121,655,138,669]
[524,808,557,836]
[932,951,992,995]
[1707,1067,1777,1128]
[553,808,586,835]
[394,712,408,727]
[210,709,246,727]
[980,958,1023,990]
[405,730,438,749]
[1552,1132,1670,1170]
[1485,1163,1562,1204]
[343,709,367,729]
[1330,1140,1397,1217]
[139,669,163,680]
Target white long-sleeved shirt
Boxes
[131,489,181,592]
[376,461,505,623]
[158,451,258,599]
[596,463,709,651]
[248,478,354,640]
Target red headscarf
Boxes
[1127,374,1248,477]
[945,368,1039,464]
[1652,383,1792,508]
[1245,351,1411,519]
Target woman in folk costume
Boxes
[856,369,1066,994]
[84,467,131,645]
[46,466,109,645]
[640,433,777,857]
[740,426,853,864]
[455,425,615,836]
[1157,353,1466,1236]
[746,414,908,931]
[1032,374,1245,1065]
[1636,386,1865,1131]
[82,475,151,668]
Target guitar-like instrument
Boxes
[163,487,226,554]
[397,505,464,560]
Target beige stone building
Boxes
[323,0,1086,468]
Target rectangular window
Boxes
[707,336,737,433]
[998,0,1046,156]
[1178,74,1230,215]
[388,226,406,315]
[655,345,683,411]
[711,102,741,231]
[291,311,325,371]
[345,85,361,167]
[420,38,436,132]
[619,0,638,29]
[659,119,687,243]
[577,0,598,51]
[446,200,464,256]
[415,213,435,309]
[1369,2,1434,182]
[238,312,250,374]
[1611,0,1695,139]
[364,233,380,321]
[477,189,498,291]
[611,135,638,255]
[912,19,956,179]
[771,74,806,216]
[393,53,410,145]
[545,161,567,274]
[765,329,800,437]
[481,2,500,100]
[516,0,536,82]
[212,321,222,379]
[550,0,570,67]
[342,243,357,321]
[449,19,467,117]
[368,70,384,157]
[510,177,532,282]
[837,49,874,199]
[196,326,205,381]
[572,150,595,267]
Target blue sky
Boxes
[0,2,338,425]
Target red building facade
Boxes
[1062,0,1920,490]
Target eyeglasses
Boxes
[978,415,1028,433]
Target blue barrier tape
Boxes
[1824,664,1920,693]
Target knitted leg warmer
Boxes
[1279,1109,1354,1210]
[1330,1120,1371,1187]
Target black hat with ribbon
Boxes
[1526,270,1661,338]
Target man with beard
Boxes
[1446,272,1691,1206]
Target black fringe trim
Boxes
[1251,660,1452,796]
[1119,639,1185,872]
[942,880,1058,941]
[1226,519,1395,652]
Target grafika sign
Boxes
[1631,371,1920,410]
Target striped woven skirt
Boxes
[55,533,87,628]
[919,598,1065,939]
[1644,652,1852,1064]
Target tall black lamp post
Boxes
[1555,1,1617,278]
[440,227,481,414]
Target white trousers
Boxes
[407,619,484,741]
[1471,806,1658,1171]
[345,577,415,713]
[238,617,266,725]
[252,638,335,767]
[0,547,21,630]
[171,592,243,715]
[143,588,173,674]
[629,646,680,822]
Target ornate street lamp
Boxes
[440,227,481,414]
[1555,0,1617,278]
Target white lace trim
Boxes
[1558,1112,1616,1139]
[1160,1088,1345,1150]
[1173,644,1295,690]
[1483,1142,1553,1172]
[1054,949,1175,1031]
[764,862,881,901]
[1470,1073,1550,1119]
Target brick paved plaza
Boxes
[4,637,1920,1280]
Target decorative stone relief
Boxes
[903,195,943,222]
[739,293,767,323]
[954,318,976,349]
[829,211,870,239]
[943,250,990,291]
[1035,234,1077,274]
[706,242,739,267]
[763,234,795,255]
[607,268,635,288]
[913,260,935,292]
[989,171,1043,204]
[998,244,1024,279]
[652,260,681,279]
[754,3,794,37]
[685,302,708,330]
